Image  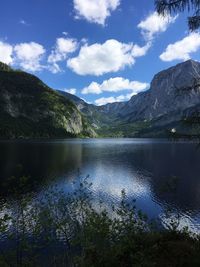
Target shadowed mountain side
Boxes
[0,63,96,139]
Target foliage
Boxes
[0,64,94,139]
[0,176,200,266]
[1,61,199,139]
[168,110,200,142]
[155,0,200,31]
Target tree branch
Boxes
[155,0,192,15]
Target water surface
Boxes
[0,138,200,231]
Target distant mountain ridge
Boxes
[0,60,200,138]
[60,60,200,137]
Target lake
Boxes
[1,138,200,232]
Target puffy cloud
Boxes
[132,43,151,57]
[14,42,45,71]
[67,39,149,76]
[138,12,177,41]
[63,88,77,95]
[82,77,149,94]
[85,77,149,106]
[94,88,144,105]
[0,41,45,71]
[82,82,103,94]
[48,37,78,73]
[95,95,126,105]
[160,33,200,62]
[73,0,120,25]
[0,41,13,64]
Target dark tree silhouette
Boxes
[155,0,200,30]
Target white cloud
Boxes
[48,37,78,73]
[94,89,143,105]
[14,42,45,71]
[19,19,29,26]
[63,88,77,95]
[73,0,120,25]
[67,39,149,76]
[160,33,200,62]
[82,77,149,94]
[138,12,177,41]
[132,43,151,57]
[95,95,126,105]
[0,41,13,64]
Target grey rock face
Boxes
[58,60,200,136]
[115,60,200,123]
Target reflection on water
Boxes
[0,138,200,231]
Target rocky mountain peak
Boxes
[0,59,199,138]
[151,60,200,94]
[111,60,200,125]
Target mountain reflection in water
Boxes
[0,138,200,231]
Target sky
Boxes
[1,0,200,105]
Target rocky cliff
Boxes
[1,60,200,138]
[118,60,200,122]
[62,60,200,137]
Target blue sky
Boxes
[1,0,200,105]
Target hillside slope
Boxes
[0,62,95,138]
[1,60,200,139]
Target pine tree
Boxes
[155,0,200,30]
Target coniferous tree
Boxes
[155,0,200,30]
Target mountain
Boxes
[57,90,120,130]
[0,60,200,139]
[61,60,200,137]
[116,60,200,120]
[115,59,200,136]
[0,63,95,138]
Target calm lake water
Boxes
[1,138,200,232]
